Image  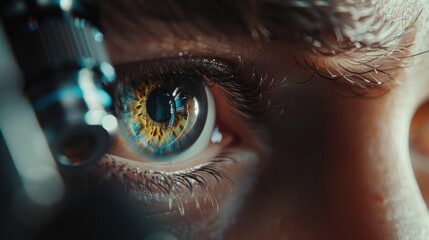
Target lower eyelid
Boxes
[90,146,257,218]
[107,133,234,171]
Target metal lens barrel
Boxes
[1,0,117,168]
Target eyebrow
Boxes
[101,0,420,94]
[102,0,417,54]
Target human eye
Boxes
[113,58,220,161]
[77,55,269,234]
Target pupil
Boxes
[146,88,173,122]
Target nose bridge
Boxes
[321,98,429,239]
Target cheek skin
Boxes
[319,77,428,239]
[224,56,429,239]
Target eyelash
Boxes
[94,153,238,216]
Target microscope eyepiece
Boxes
[1,0,117,168]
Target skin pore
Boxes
[96,0,429,239]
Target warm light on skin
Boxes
[95,0,429,239]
